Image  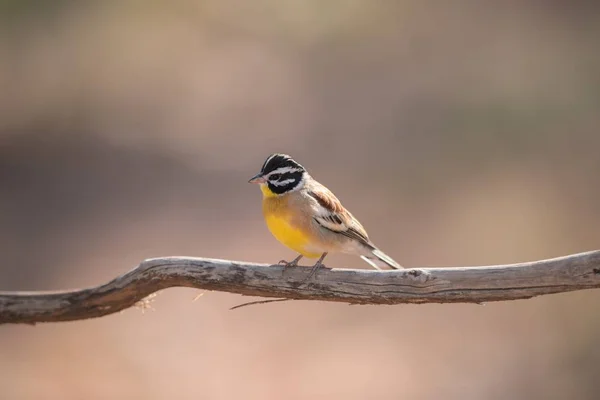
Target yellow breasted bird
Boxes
[249,153,401,278]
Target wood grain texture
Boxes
[1,250,600,324]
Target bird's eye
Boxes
[269,173,281,181]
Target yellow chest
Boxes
[261,194,321,259]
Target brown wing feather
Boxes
[307,187,344,213]
[307,187,373,247]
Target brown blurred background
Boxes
[1,1,600,399]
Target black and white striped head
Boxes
[248,154,307,195]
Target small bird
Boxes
[248,153,401,278]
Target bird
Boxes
[248,153,401,279]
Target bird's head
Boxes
[248,154,307,197]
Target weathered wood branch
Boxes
[1,250,599,324]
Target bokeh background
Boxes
[1,1,600,399]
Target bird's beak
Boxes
[248,173,267,184]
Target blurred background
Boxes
[1,1,600,399]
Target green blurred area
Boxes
[1,2,599,399]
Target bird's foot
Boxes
[303,252,329,282]
[303,262,325,282]
[277,255,303,276]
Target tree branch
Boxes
[1,250,599,324]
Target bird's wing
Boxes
[307,186,373,247]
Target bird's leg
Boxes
[304,252,328,281]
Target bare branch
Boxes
[1,250,599,324]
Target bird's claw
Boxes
[277,255,304,277]
[277,255,303,268]
[278,260,298,268]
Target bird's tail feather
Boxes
[361,249,402,270]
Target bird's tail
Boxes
[361,248,402,270]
